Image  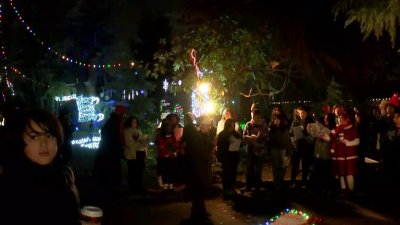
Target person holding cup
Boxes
[330,107,359,198]
[0,108,80,225]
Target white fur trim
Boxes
[345,138,360,147]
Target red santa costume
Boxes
[330,120,360,176]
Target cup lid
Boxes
[81,206,103,217]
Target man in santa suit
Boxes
[330,108,359,197]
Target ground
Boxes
[71,146,400,225]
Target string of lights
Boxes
[265,208,321,225]
[8,0,134,69]
[8,66,50,88]
[0,3,15,100]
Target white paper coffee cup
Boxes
[80,206,103,225]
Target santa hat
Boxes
[387,93,399,108]
[115,105,127,115]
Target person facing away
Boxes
[181,115,214,224]
[0,108,80,225]
[58,109,75,166]
[94,112,124,192]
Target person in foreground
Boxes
[0,108,80,225]
[181,115,215,225]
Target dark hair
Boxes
[221,107,232,120]
[297,105,308,112]
[160,120,173,136]
[325,113,336,130]
[395,107,400,115]
[124,116,139,128]
[166,113,180,124]
[252,109,261,116]
[7,108,64,155]
[223,118,235,131]
[184,112,195,125]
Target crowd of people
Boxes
[1,93,400,225]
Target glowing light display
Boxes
[190,49,213,117]
[55,94,76,102]
[71,135,101,150]
[76,96,104,122]
[163,79,169,92]
[265,208,321,225]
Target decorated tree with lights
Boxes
[150,16,292,115]
[106,66,158,121]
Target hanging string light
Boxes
[190,49,214,117]
[8,0,134,69]
[8,66,50,88]
[0,3,6,62]
[0,3,15,99]
[265,208,321,225]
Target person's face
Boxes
[131,119,138,128]
[273,118,280,126]
[165,123,173,134]
[23,120,58,166]
[298,110,307,120]
[224,110,232,120]
[252,114,261,124]
[272,107,281,115]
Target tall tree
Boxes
[333,0,400,47]
[150,16,292,112]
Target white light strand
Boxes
[76,96,104,122]
[71,136,101,150]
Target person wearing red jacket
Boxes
[329,108,359,197]
[155,120,181,190]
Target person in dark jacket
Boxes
[93,112,124,198]
[58,109,75,166]
[0,108,80,225]
[268,114,293,191]
[181,115,214,225]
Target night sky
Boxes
[2,0,399,103]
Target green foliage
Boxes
[325,77,343,105]
[150,16,289,108]
[333,0,400,46]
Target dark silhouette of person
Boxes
[93,112,123,195]
[181,115,214,225]
[58,109,75,166]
